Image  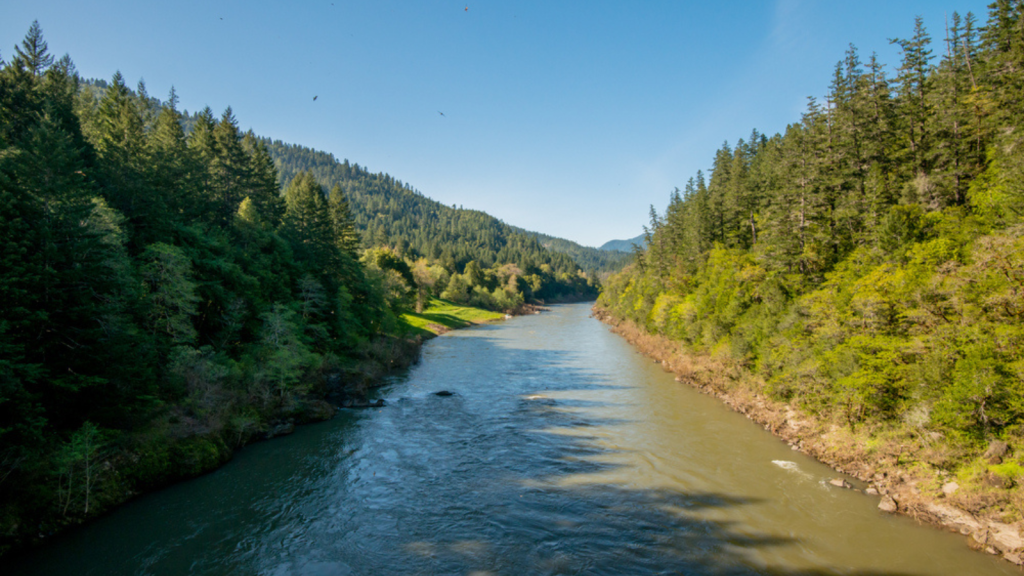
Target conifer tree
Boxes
[86,72,168,244]
[282,171,338,278]
[210,107,251,225]
[13,20,54,76]
[242,132,285,227]
[149,88,204,223]
[891,17,935,195]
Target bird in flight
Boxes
[314,95,318,101]
[464,6,468,11]
[438,111,445,117]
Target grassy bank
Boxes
[399,298,506,338]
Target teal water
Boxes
[7,303,1014,575]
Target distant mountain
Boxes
[600,235,646,253]
[512,228,631,274]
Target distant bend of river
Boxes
[8,303,1013,575]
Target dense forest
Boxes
[511,227,632,277]
[598,3,1024,509]
[263,140,602,302]
[0,22,599,552]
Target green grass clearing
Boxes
[399,298,505,338]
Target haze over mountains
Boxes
[600,234,646,253]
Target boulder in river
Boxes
[879,495,898,513]
[829,478,853,489]
[265,421,295,439]
[343,398,386,408]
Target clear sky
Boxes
[3,0,992,247]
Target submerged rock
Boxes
[434,390,455,397]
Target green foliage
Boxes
[599,4,1024,456]
[0,21,444,545]
[263,140,601,302]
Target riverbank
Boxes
[0,300,504,560]
[593,308,1024,566]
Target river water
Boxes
[8,303,1014,575]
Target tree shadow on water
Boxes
[386,337,919,576]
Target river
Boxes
[7,303,1014,575]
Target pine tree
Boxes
[891,17,935,196]
[13,20,54,76]
[282,171,338,277]
[242,132,285,227]
[148,88,205,223]
[210,107,251,225]
[328,183,360,257]
[86,72,168,244]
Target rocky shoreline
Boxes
[593,308,1024,567]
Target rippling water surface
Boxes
[8,303,1014,575]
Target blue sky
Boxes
[3,0,992,247]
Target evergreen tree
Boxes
[13,20,54,77]
[210,107,251,225]
[891,17,935,197]
[242,132,285,227]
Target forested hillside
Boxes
[511,227,632,277]
[264,141,599,302]
[0,22,579,552]
[598,5,1024,512]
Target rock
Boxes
[984,440,1010,464]
[923,502,983,536]
[941,482,959,496]
[265,422,295,439]
[829,478,853,489]
[983,472,1013,489]
[434,390,455,397]
[989,523,1024,555]
[879,495,898,513]
[299,399,336,422]
[343,398,386,409]
[865,487,879,496]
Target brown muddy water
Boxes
[6,303,1015,575]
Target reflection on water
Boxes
[7,304,1014,575]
